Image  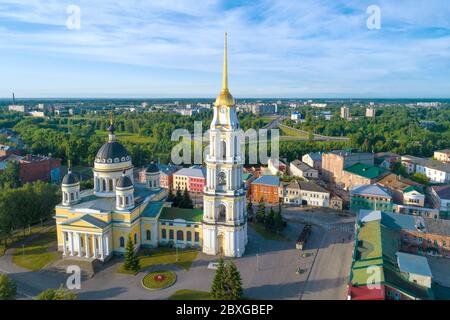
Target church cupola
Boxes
[61,163,80,206]
[115,171,134,210]
[145,161,160,191]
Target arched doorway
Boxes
[217,234,224,254]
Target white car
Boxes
[207,262,220,270]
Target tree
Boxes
[410,172,430,186]
[36,286,77,300]
[246,200,253,218]
[265,208,275,231]
[224,261,243,300]
[167,187,175,203]
[0,274,17,300]
[180,188,194,209]
[123,234,140,273]
[274,206,284,234]
[256,198,266,223]
[173,188,182,207]
[211,258,226,300]
[0,161,21,188]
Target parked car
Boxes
[207,262,220,270]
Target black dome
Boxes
[146,162,159,173]
[95,141,130,163]
[62,172,79,185]
[116,175,133,188]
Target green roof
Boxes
[345,163,386,179]
[403,185,424,194]
[141,201,165,218]
[160,207,203,223]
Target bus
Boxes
[296,224,312,250]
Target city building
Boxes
[375,152,401,170]
[267,158,287,176]
[434,149,450,163]
[430,185,450,219]
[289,160,318,179]
[202,33,247,257]
[401,155,450,183]
[366,107,376,118]
[250,175,280,204]
[341,163,387,190]
[173,166,206,192]
[298,181,330,207]
[340,106,350,120]
[290,112,301,121]
[329,194,343,210]
[0,153,61,183]
[302,152,322,171]
[279,180,301,205]
[321,149,374,187]
[377,173,422,206]
[159,163,179,189]
[349,184,393,213]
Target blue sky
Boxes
[0,0,449,98]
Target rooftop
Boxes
[159,207,203,223]
[174,166,206,179]
[251,175,280,187]
[402,155,450,172]
[431,185,450,200]
[290,160,315,172]
[298,181,328,193]
[397,252,433,277]
[350,184,391,198]
[141,201,165,218]
[377,173,421,192]
[305,152,322,161]
[344,163,386,179]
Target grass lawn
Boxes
[142,270,176,290]
[12,227,59,271]
[279,125,309,138]
[94,130,154,144]
[0,223,53,257]
[169,289,213,300]
[249,222,290,242]
[118,247,199,274]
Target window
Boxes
[119,237,125,247]
[146,230,151,241]
[169,230,174,240]
[177,230,184,241]
[134,233,137,244]
[195,232,199,242]
[187,231,192,242]
[70,193,74,201]
[162,229,167,239]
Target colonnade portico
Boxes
[62,230,110,261]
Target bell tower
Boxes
[202,33,247,258]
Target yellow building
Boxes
[54,121,200,262]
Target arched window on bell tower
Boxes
[218,204,226,222]
[221,140,227,160]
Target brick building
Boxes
[341,163,387,190]
[173,166,206,193]
[0,153,61,183]
[250,175,280,204]
[321,150,374,188]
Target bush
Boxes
[0,274,17,300]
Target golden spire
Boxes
[222,32,228,91]
[215,32,235,107]
[109,111,113,125]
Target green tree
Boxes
[256,198,266,223]
[0,274,17,300]
[36,286,77,300]
[0,161,21,188]
[173,189,182,207]
[246,200,253,217]
[180,188,193,209]
[211,258,226,300]
[123,234,140,273]
[167,187,175,203]
[265,207,275,231]
[274,206,284,234]
[410,172,430,186]
[224,261,243,300]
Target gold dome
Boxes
[214,32,235,107]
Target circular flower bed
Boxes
[142,270,177,290]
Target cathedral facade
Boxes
[54,34,247,261]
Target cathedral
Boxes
[55,33,247,260]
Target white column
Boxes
[99,235,104,260]
[93,235,97,258]
[62,231,67,256]
[85,234,90,258]
[105,235,110,256]
[77,233,82,257]
[69,232,74,256]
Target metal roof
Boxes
[397,252,433,277]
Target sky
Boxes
[0,0,449,98]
